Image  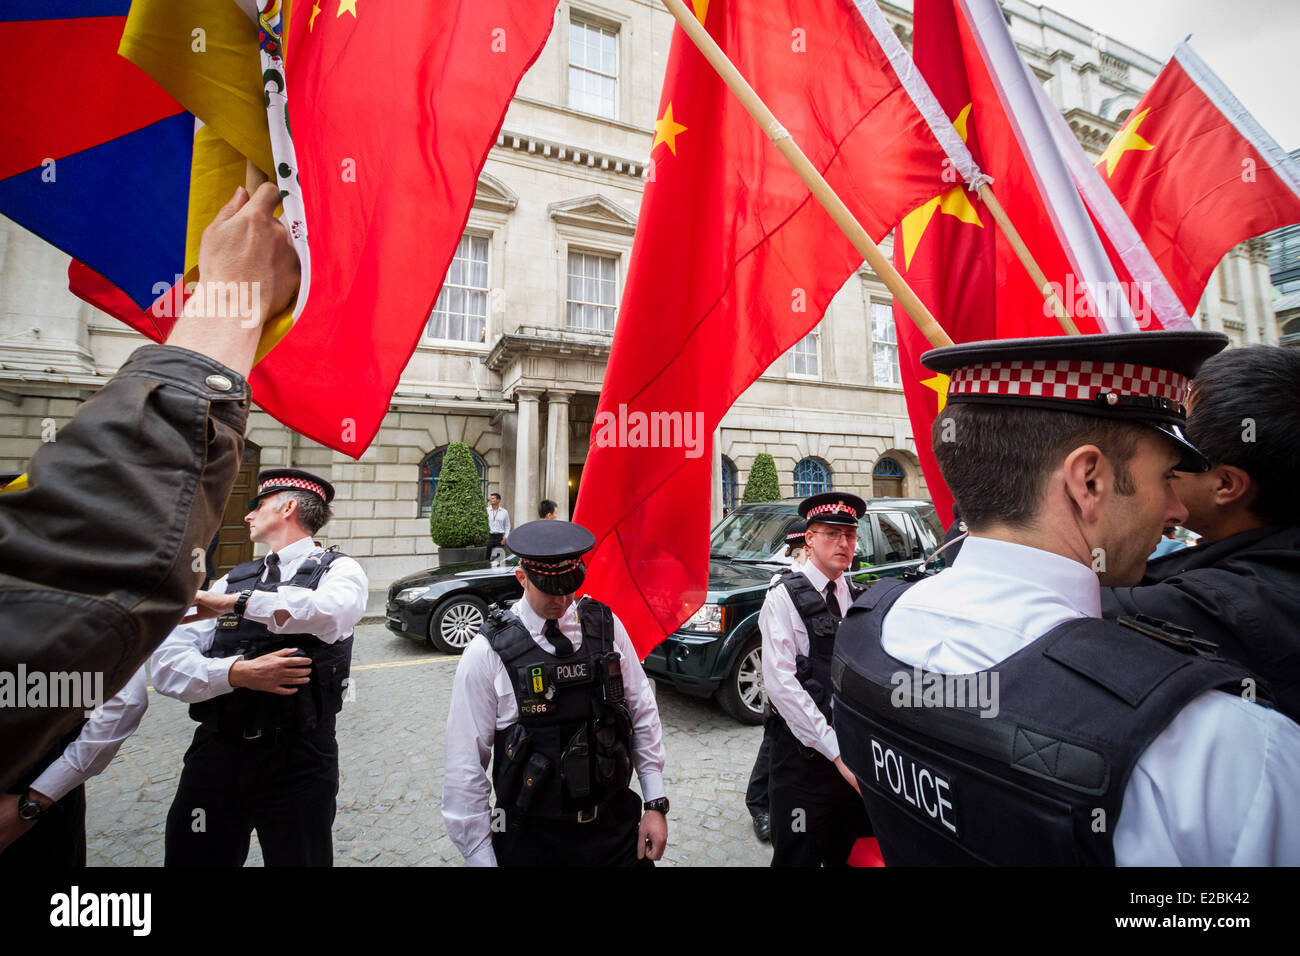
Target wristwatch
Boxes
[17,792,48,821]
[232,589,254,618]
[643,797,670,817]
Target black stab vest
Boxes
[771,569,862,724]
[832,577,1262,866]
[485,599,633,820]
[189,548,353,735]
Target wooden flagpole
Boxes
[659,0,954,349]
[976,184,1079,335]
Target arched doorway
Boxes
[212,442,261,579]
[872,456,906,498]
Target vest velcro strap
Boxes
[1042,619,1193,708]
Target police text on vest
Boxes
[869,737,957,835]
[49,886,151,936]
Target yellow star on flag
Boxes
[310,1,323,29]
[653,103,687,156]
[898,104,983,269]
[1098,108,1154,177]
[337,0,358,18]
[691,0,710,24]
[921,373,950,413]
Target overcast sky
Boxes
[1040,0,1300,151]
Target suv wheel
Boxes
[717,638,765,725]
[429,595,488,653]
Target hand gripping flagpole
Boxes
[659,0,954,349]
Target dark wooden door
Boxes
[212,444,260,578]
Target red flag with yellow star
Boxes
[1098,42,1300,315]
[574,0,955,652]
[243,0,559,454]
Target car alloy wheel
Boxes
[718,639,765,725]
[430,595,488,653]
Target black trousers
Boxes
[492,788,652,867]
[487,533,505,559]
[767,718,870,867]
[164,722,338,867]
[0,785,86,868]
[745,726,772,817]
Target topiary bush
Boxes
[430,442,490,548]
[742,452,781,503]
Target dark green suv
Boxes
[643,497,946,724]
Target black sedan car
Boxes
[386,556,523,652]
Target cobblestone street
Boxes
[86,624,771,867]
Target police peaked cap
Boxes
[509,519,596,596]
[248,468,336,511]
[784,519,808,544]
[799,492,867,528]
[921,331,1228,472]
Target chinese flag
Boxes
[574,0,955,653]
[895,0,1129,524]
[1098,42,1300,315]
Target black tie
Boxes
[823,582,842,620]
[264,552,281,585]
[544,618,574,658]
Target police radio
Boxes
[598,652,624,704]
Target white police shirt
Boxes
[151,535,368,702]
[760,560,850,762]
[30,667,148,802]
[881,535,1300,866]
[441,596,667,867]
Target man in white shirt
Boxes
[833,331,1300,866]
[761,495,871,866]
[0,667,148,866]
[152,469,367,866]
[487,492,510,558]
[442,519,668,866]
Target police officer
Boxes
[746,518,810,843]
[762,493,872,866]
[442,519,669,866]
[152,468,368,866]
[833,332,1300,865]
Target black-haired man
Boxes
[152,468,367,866]
[442,519,668,866]
[538,499,558,519]
[1103,345,1300,720]
[834,332,1300,866]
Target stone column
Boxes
[514,389,541,521]
[711,426,723,525]
[1250,241,1280,345]
[1200,262,1224,333]
[1234,250,1260,344]
[545,390,573,520]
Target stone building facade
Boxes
[0,0,1286,589]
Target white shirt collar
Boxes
[511,595,577,637]
[799,559,844,595]
[952,537,1102,618]
[270,535,317,565]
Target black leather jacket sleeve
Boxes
[0,345,250,790]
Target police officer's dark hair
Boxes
[539,499,557,518]
[1186,345,1300,527]
[784,541,806,558]
[271,490,333,535]
[933,404,1145,530]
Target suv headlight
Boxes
[681,603,725,633]
[394,586,432,603]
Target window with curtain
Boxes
[428,233,489,343]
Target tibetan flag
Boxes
[1097,42,1300,315]
[0,1,191,322]
[574,0,958,653]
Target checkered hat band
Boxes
[807,502,859,520]
[948,361,1189,404]
[521,557,585,576]
[259,477,327,499]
